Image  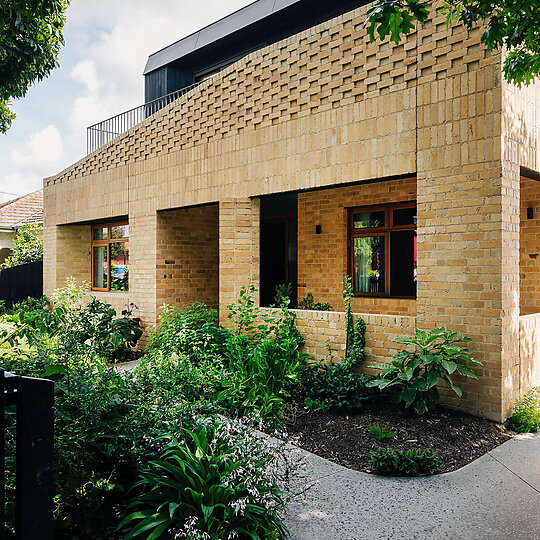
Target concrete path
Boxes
[284,433,540,540]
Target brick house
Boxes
[43,0,540,421]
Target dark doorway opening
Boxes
[260,193,298,307]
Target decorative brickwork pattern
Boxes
[297,177,416,316]
[42,1,540,421]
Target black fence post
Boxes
[15,376,54,540]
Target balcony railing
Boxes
[86,83,200,154]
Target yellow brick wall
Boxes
[502,77,540,413]
[156,205,219,311]
[297,177,416,316]
[219,199,260,324]
[263,308,416,366]
[42,1,538,421]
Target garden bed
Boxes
[285,399,513,473]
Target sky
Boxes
[0,0,254,202]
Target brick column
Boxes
[129,211,158,333]
[415,57,517,421]
[219,198,260,324]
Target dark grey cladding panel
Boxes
[143,0,301,75]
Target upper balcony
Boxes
[86,83,200,154]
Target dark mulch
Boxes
[285,398,514,473]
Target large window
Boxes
[349,202,416,298]
[91,223,129,291]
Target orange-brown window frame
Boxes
[348,202,416,299]
[91,222,129,292]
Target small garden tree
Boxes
[2,222,43,268]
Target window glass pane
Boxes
[111,224,129,239]
[352,210,385,229]
[390,230,417,296]
[92,227,108,241]
[393,207,417,226]
[110,242,129,291]
[93,246,108,288]
[353,236,385,293]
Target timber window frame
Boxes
[348,202,417,299]
[90,222,129,292]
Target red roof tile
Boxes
[0,189,43,229]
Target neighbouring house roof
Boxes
[0,189,43,230]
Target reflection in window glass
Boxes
[110,242,129,291]
[353,236,385,293]
[92,227,108,241]
[393,208,417,226]
[111,224,129,239]
[353,211,385,229]
[93,246,108,288]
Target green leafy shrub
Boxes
[297,292,331,311]
[368,423,396,441]
[0,353,192,538]
[297,359,369,411]
[296,311,367,412]
[369,448,440,476]
[0,282,142,363]
[135,351,226,403]
[120,420,289,540]
[368,327,482,415]
[219,335,300,422]
[508,386,540,433]
[273,282,293,306]
[227,283,264,340]
[148,303,229,361]
[50,277,90,310]
[64,298,142,362]
[2,222,43,268]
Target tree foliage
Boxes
[2,222,43,268]
[366,0,540,86]
[0,0,69,132]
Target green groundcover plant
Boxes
[1,284,304,538]
[368,423,396,441]
[148,303,230,361]
[369,448,440,476]
[368,327,482,414]
[120,420,290,540]
[508,386,540,433]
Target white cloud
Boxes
[1,125,64,195]
[0,0,254,195]
[71,60,99,94]
[11,124,64,168]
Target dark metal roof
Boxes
[143,0,363,75]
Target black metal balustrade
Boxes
[86,82,201,154]
[1,369,54,540]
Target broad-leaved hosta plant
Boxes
[368,327,482,414]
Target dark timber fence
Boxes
[1,369,54,539]
[0,261,43,308]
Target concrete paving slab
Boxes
[284,434,540,540]
[487,433,540,492]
